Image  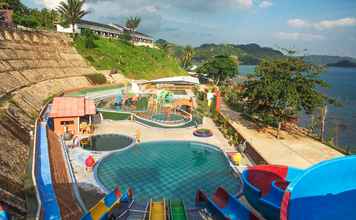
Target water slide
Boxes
[169,200,188,220]
[241,165,303,220]
[0,204,9,220]
[196,187,260,220]
[36,122,62,220]
[149,199,166,220]
[281,156,356,220]
[81,187,132,220]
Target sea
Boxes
[239,65,356,153]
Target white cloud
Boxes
[317,18,356,29]
[40,0,61,9]
[259,1,273,8]
[288,17,356,30]
[275,32,325,41]
[234,0,254,8]
[288,19,310,28]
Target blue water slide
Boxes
[35,122,61,220]
[285,156,356,220]
[196,188,259,220]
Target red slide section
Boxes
[247,165,288,196]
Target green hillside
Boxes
[74,37,186,80]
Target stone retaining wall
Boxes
[0,29,98,217]
[0,29,95,98]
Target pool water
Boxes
[171,90,187,95]
[95,141,241,207]
[83,134,135,151]
[151,113,186,123]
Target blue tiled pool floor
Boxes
[95,141,241,207]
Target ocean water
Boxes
[239,65,356,153]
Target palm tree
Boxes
[57,0,89,37]
[158,42,172,56]
[125,16,141,32]
[0,2,9,9]
[182,46,194,69]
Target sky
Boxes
[24,0,356,57]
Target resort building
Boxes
[56,19,154,47]
[142,76,200,91]
[49,97,96,136]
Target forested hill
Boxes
[193,43,284,65]
[156,39,284,65]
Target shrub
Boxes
[81,29,97,49]
[85,73,107,85]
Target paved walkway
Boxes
[95,117,235,152]
[220,101,343,168]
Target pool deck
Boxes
[220,101,343,168]
[95,117,235,153]
[66,116,241,207]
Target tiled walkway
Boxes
[95,117,235,152]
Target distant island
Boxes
[327,60,356,68]
[303,55,356,65]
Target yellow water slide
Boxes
[149,199,166,220]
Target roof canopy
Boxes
[147,76,200,85]
[49,97,96,118]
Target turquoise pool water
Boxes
[95,141,240,207]
[151,113,185,123]
[83,134,135,151]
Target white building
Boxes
[56,19,154,48]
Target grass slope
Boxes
[74,37,186,80]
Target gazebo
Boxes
[49,97,96,136]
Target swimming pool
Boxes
[151,113,186,123]
[95,141,241,207]
[82,134,135,151]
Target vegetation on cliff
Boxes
[3,0,59,29]
[74,36,186,79]
[225,57,336,139]
[197,55,239,85]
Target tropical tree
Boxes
[81,28,97,48]
[181,46,194,69]
[125,16,141,32]
[160,42,172,55]
[0,3,8,23]
[57,0,89,36]
[197,55,239,85]
[240,57,335,138]
[0,2,9,9]
[119,31,132,44]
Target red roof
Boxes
[49,97,96,118]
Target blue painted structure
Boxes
[196,187,259,220]
[241,165,303,220]
[242,156,356,220]
[35,121,61,220]
[0,206,9,220]
[283,156,356,220]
